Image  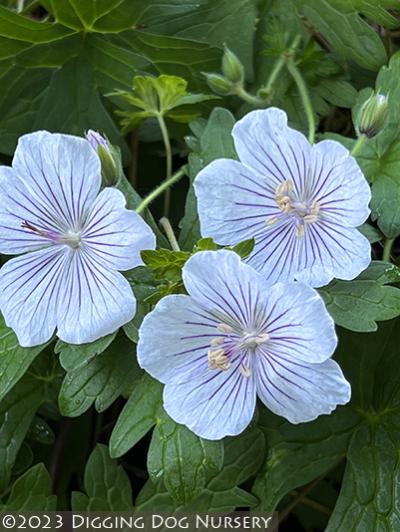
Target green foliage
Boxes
[113,74,215,132]
[1,464,56,511]
[147,410,224,504]
[58,333,140,417]
[136,425,265,511]
[320,262,400,332]
[110,374,163,458]
[72,444,133,510]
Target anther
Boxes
[240,364,252,378]
[208,348,230,371]
[217,323,233,333]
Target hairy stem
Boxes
[263,35,302,99]
[286,59,315,144]
[236,86,267,107]
[157,113,173,218]
[135,167,186,215]
[159,217,180,251]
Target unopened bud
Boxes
[204,72,234,96]
[86,130,118,186]
[221,46,244,84]
[356,92,388,139]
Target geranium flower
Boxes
[138,250,350,440]
[0,131,155,347]
[194,108,371,287]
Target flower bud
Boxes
[86,130,118,186]
[356,92,388,139]
[203,73,234,96]
[221,46,244,84]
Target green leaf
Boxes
[319,278,400,332]
[0,354,59,492]
[58,333,140,417]
[294,0,387,71]
[0,4,221,154]
[72,444,133,510]
[136,425,264,511]
[229,238,256,260]
[179,107,237,250]
[142,0,257,79]
[112,74,215,132]
[326,417,400,531]
[55,332,117,372]
[0,313,47,402]
[252,408,360,511]
[147,410,224,504]
[1,464,56,511]
[110,374,163,458]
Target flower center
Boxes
[267,179,320,237]
[59,231,82,249]
[207,322,269,377]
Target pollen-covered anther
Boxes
[217,322,233,333]
[208,347,230,370]
[240,364,252,378]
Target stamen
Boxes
[208,348,230,371]
[240,364,252,378]
[217,323,233,333]
[296,224,305,238]
[240,332,270,348]
[210,336,224,347]
[266,215,279,226]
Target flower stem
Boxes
[157,113,173,217]
[351,134,367,157]
[383,238,394,262]
[159,217,180,251]
[236,86,267,107]
[135,167,186,215]
[286,59,315,144]
[262,35,302,100]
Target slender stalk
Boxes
[263,35,302,99]
[286,59,315,144]
[279,474,324,524]
[236,86,267,107]
[159,217,180,251]
[351,134,367,157]
[135,167,186,215]
[383,238,394,262]
[157,113,173,218]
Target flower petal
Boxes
[163,355,256,440]
[0,246,68,346]
[232,108,312,186]
[262,282,337,364]
[137,294,220,383]
[82,188,156,271]
[57,250,136,344]
[182,250,271,327]
[12,131,101,230]
[194,158,279,246]
[295,224,371,287]
[0,166,57,254]
[254,357,350,424]
[310,140,371,227]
